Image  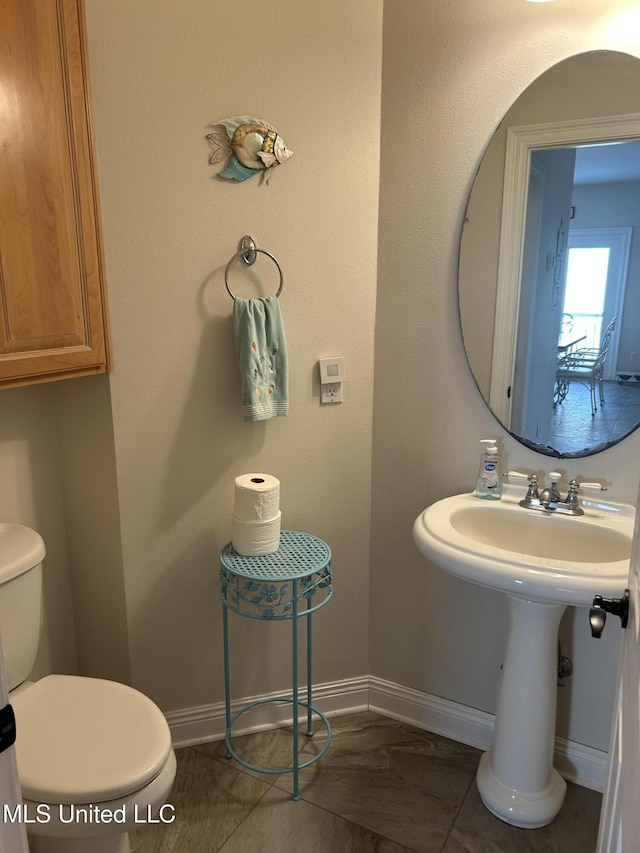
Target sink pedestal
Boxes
[476,595,567,828]
[413,490,633,827]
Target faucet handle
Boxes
[507,470,536,483]
[548,472,562,500]
[577,481,607,492]
[564,479,605,516]
[568,479,607,494]
[527,473,540,498]
[507,471,539,499]
[564,479,582,511]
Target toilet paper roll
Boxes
[232,512,282,556]
[233,473,280,523]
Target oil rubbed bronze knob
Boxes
[589,590,630,638]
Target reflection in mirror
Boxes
[459,51,640,458]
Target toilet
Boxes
[0,523,177,853]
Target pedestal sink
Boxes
[413,485,633,828]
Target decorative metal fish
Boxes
[206,116,293,184]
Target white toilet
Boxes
[0,523,177,853]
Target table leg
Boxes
[222,599,232,759]
[306,611,314,737]
[292,579,300,801]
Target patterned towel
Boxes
[232,296,289,422]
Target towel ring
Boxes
[225,247,284,301]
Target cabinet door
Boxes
[0,0,112,387]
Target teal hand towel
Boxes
[232,296,289,422]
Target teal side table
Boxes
[219,530,333,800]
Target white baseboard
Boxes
[367,676,607,792]
[368,676,495,751]
[165,677,369,748]
[165,675,607,792]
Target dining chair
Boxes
[554,317,617,415]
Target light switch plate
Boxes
[319,357,344,384]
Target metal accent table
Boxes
[219,530,333,800]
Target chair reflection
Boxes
[554,317,617,416]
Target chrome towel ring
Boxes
[225,235,284,300]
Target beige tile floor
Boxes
[550,379,640,453]
[131,712,602,853]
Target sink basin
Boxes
[413,487,633,606]
[413,485,635,829]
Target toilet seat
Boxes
[12,675,173,804]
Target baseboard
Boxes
[165,674,607,792]
[367,677,607,792]
[165,676,370,748]
[368,676,495,751]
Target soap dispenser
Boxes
[475,439,503,500]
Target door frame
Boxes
[565,227,631,381]
[489,113,640,427]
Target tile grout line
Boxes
[214,783,275,853]
[438,760,482,853]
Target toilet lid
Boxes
[12,675,173,804]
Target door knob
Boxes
[589,590,630,638]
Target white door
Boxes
[596,486,640,852]
[510,146,576,443]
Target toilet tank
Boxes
[0,525,45,691]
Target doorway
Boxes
[563,227,631,380]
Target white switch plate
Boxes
[319,357,345,384]
[319,357,344,404]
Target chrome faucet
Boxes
[539,472,562,508]
[508,471,606,516]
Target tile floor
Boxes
[131,712,602,853]
[550,379,640,453]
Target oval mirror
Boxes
[459,51,640,458]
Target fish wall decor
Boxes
[206,116,293,184]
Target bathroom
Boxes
[1,0,639,849]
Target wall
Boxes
[81,0,382,711]
[3,0,640,768]
[0,385,77,681]
[53,376,130,683]
[374,0,640,753]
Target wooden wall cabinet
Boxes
[0,0,112,388]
